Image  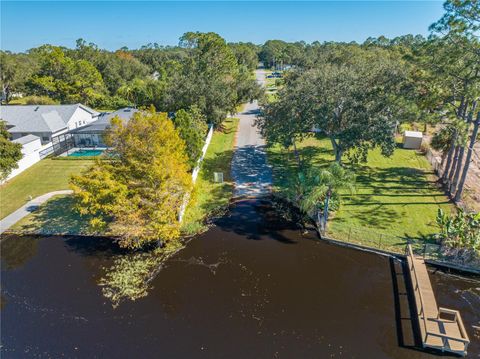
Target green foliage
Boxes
[431,119,469,155]
[27,46,106,106]
[0,51,37,103]
[430,0,480,39]
[2,33,260,124]
[169,31,256,126]
[173,106,208,169]
[286,162,355,228]
[0,120,22,181]
[70,111,192,249]
[259,40,306,68]
[22,95,59,105]
[229,42,259,70]
[291,162,355,230]
[259,47,407,163]
[436,208,480,252]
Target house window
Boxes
[42,136,49,142]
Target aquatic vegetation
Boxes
[99,241,184,307]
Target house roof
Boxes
[0,104,99,134]
[12,134,41,145]
[71,107,139,134]
[101,107,139,122]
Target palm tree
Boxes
[289,163,356,234]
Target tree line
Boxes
[1,32,261,127]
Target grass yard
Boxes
[181,117,239,234]
[11,195,97,235]
[267,136,455,253]
[0,158,93,219]
[8,118,239,236]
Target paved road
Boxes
[0,190,73,234]
[231,69,272,197]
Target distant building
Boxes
[70,107,139,148]
[0,104,99,145]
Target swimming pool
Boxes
[68,149,104,157]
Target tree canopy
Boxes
[259,47,410,163]
[1,32,260,127]
[0,121,23,181]
[70,111,192,249]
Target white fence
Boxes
[425,149,445,178]
[178,124,214,222]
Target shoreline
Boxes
[4,196,479,277]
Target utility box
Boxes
[403,130,423,149]
[214,172,224,183]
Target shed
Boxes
[403,130,423,149]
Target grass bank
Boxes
[0,158,94,219]
[181,117,239,234]
[267,136,455,253]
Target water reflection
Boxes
[1,235,38,270]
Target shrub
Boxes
[23,95,59,105]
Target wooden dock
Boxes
[406,244,470,356]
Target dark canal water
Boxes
[1,199,479,358]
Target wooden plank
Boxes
[406,245,469,356]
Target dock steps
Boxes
[406,244,470,356]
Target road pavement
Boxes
[231,69,272,197]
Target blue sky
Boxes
[1,1,445,52]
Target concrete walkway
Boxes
[231,69,272,197]
[0,190,73,234]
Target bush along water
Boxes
[434,208,480,268]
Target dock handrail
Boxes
[406,244,470,355]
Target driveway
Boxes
[231,69,272,197]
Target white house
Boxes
[0,104,100,145]
[70,107,139,148]
[6,134,43,181]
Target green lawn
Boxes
[181,117,239,234]
[0,158,93,219]
[267,136,455,253]
[8,119,239,236]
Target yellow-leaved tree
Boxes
[70,110,192,249]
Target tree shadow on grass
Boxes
[337,165,451,230]
[217,118,238,134]
[14,196,94,236]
